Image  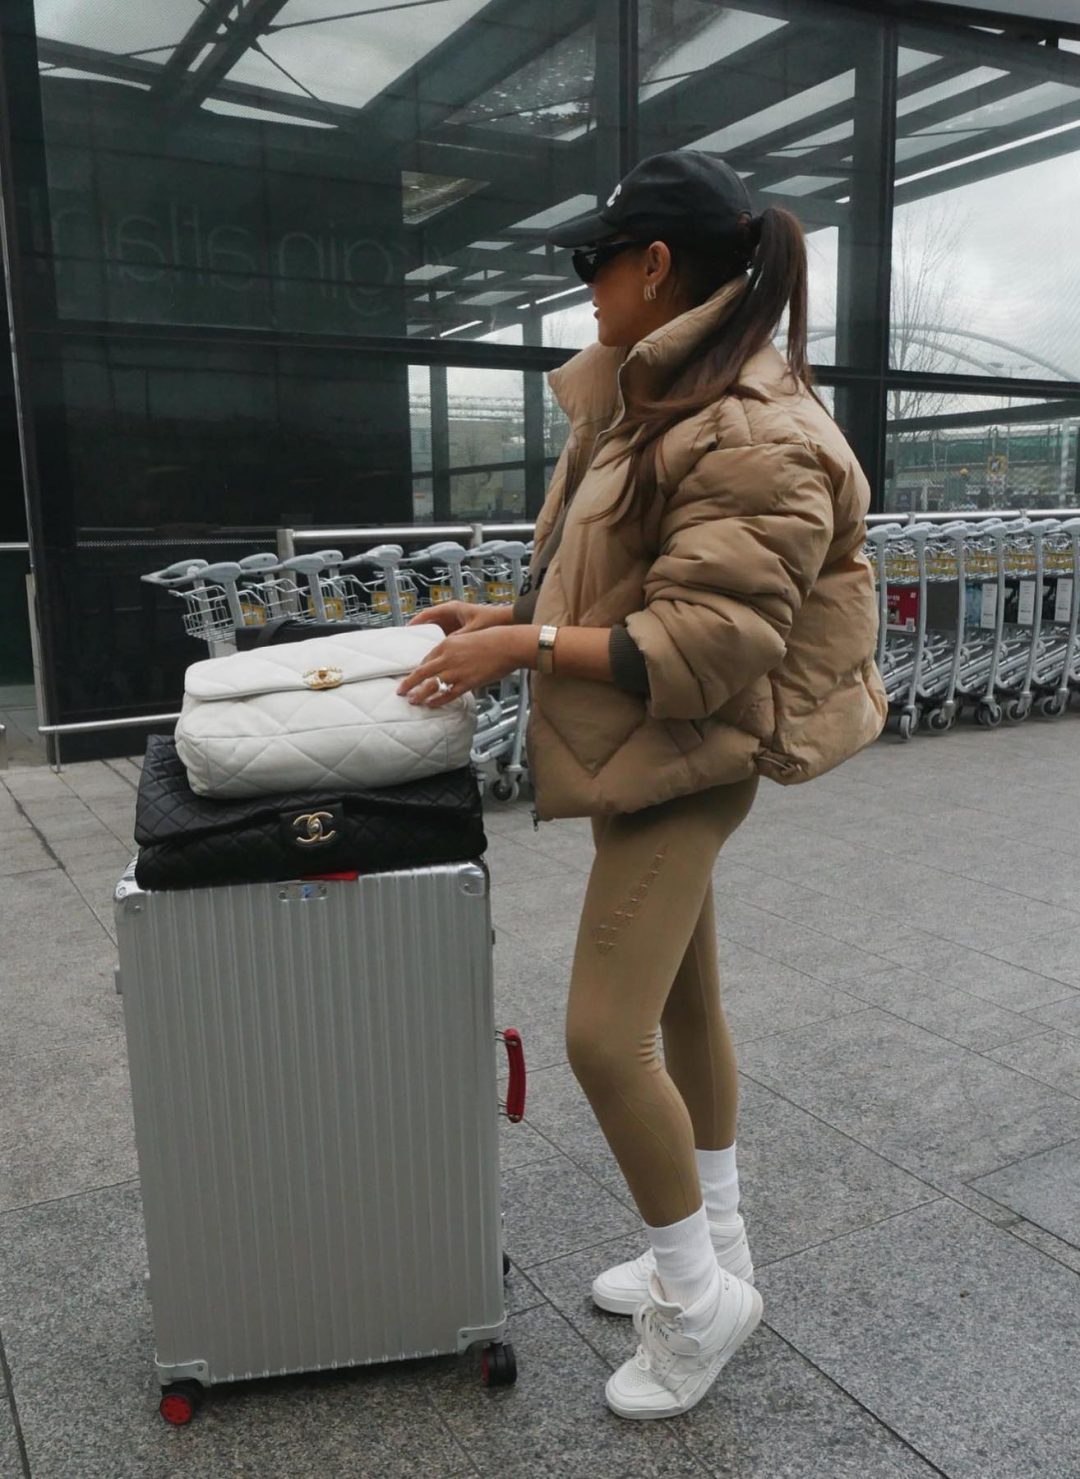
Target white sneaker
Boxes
[605,1267,762,1420]
[591,1215,753,1315]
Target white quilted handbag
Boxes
[174,626,477,798]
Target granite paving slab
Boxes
[675,1324,942,1479]
[498,1113,563,1175]
[0,834,54,878]
[500,1154,639,1270]
[0,918,121,1054]
[0,1183,477,1479]
[732,1078,937,1267]
[1026,989,1080,1035]
[984,1028,1080,1098]
[971,1137,1080,1250]
[838,967,1046,1051]
[703,941,864,1046]
[0,1033,136,1214]
[893,939,1078,1012]
[736,1008,1080,1185]
[493,951,570,1073]
[760,1197,1080,1479]
[0,1375,23,1479]
[713,898,896,984]
[519,1234,940,1477]
[516,1064,636,1208]
[424,1301,708,1479]
[989,925,1080,991]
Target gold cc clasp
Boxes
[303,665,344,690]
[293,811,338,846]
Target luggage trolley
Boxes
[993,519,1058,723]
[338,545,417,626]
[141,558,264,656]
[404,541,482,611]
[953,518,1009,727]
[1032,517,1080,716]
[869,522,934,738]
[917,521,971,734]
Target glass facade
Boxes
[1,0,1079,748]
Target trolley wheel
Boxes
[481,1341,517,1388]
[159,1381,204,1426]
[897,709,919,740]
[925,707,954,734]
[1003,698,1027,724]
[490,776,519,803]
[503,1250,511,1278]
[976,702,1003,729]
[1038,693,1067,719]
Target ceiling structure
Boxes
[32,0,1080,340]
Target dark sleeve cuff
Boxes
[511,585,539,624]
[609,623,650,695]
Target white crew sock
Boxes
[695,1142,740,1223]
[644,1204,720,1312]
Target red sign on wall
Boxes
[886,587,919,632]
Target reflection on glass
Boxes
[34,0,205,53]
[639,3,786,103]
[893,31,1080,384]
[446,24,596,138]
[33,1,600,347]
[885,393,1080,513]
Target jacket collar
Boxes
[547,274,751,433]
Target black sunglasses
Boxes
[570,239,646,284]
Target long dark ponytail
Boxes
[597,206,813,528]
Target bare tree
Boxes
[888,200,971,426]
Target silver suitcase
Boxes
[114,859,524,1423]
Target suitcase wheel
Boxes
[159,1380,204,1426]
[481,1341,517,1388]
[502,1250,511,1278]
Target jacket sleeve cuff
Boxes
[609,623,651,696]
[511,586,539,624]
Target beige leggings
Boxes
[565,779,758,1227]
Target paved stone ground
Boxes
[3,717,1080,1478]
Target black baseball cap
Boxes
[547,150,755,248]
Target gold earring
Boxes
[644,283,657,302]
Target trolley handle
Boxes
[497,1028,526,1122]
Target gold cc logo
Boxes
[293,811,338,846]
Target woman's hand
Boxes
[408,599,512,636]
[398,625,535,707]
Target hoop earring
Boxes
[643,283,657,302]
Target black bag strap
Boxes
[251,615,296,648]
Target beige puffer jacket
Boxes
[527,276,888,820]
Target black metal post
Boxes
[522,305,548,517]
[0,0,63,749]
[595,0,638,191]
[832,17,898,511]
[429,363,451,520]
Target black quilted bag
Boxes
[134,735,486,891]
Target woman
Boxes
[399,150,886,1420]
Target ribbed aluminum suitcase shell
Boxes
[114,860,506,1388]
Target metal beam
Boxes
[636,21,845,153]
[889,397,1080,433]
[742,57,1020,194]
[150,0,240,85]
[156,0,291,112]
[900,16,1080,85]
[895,98,1080,203]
